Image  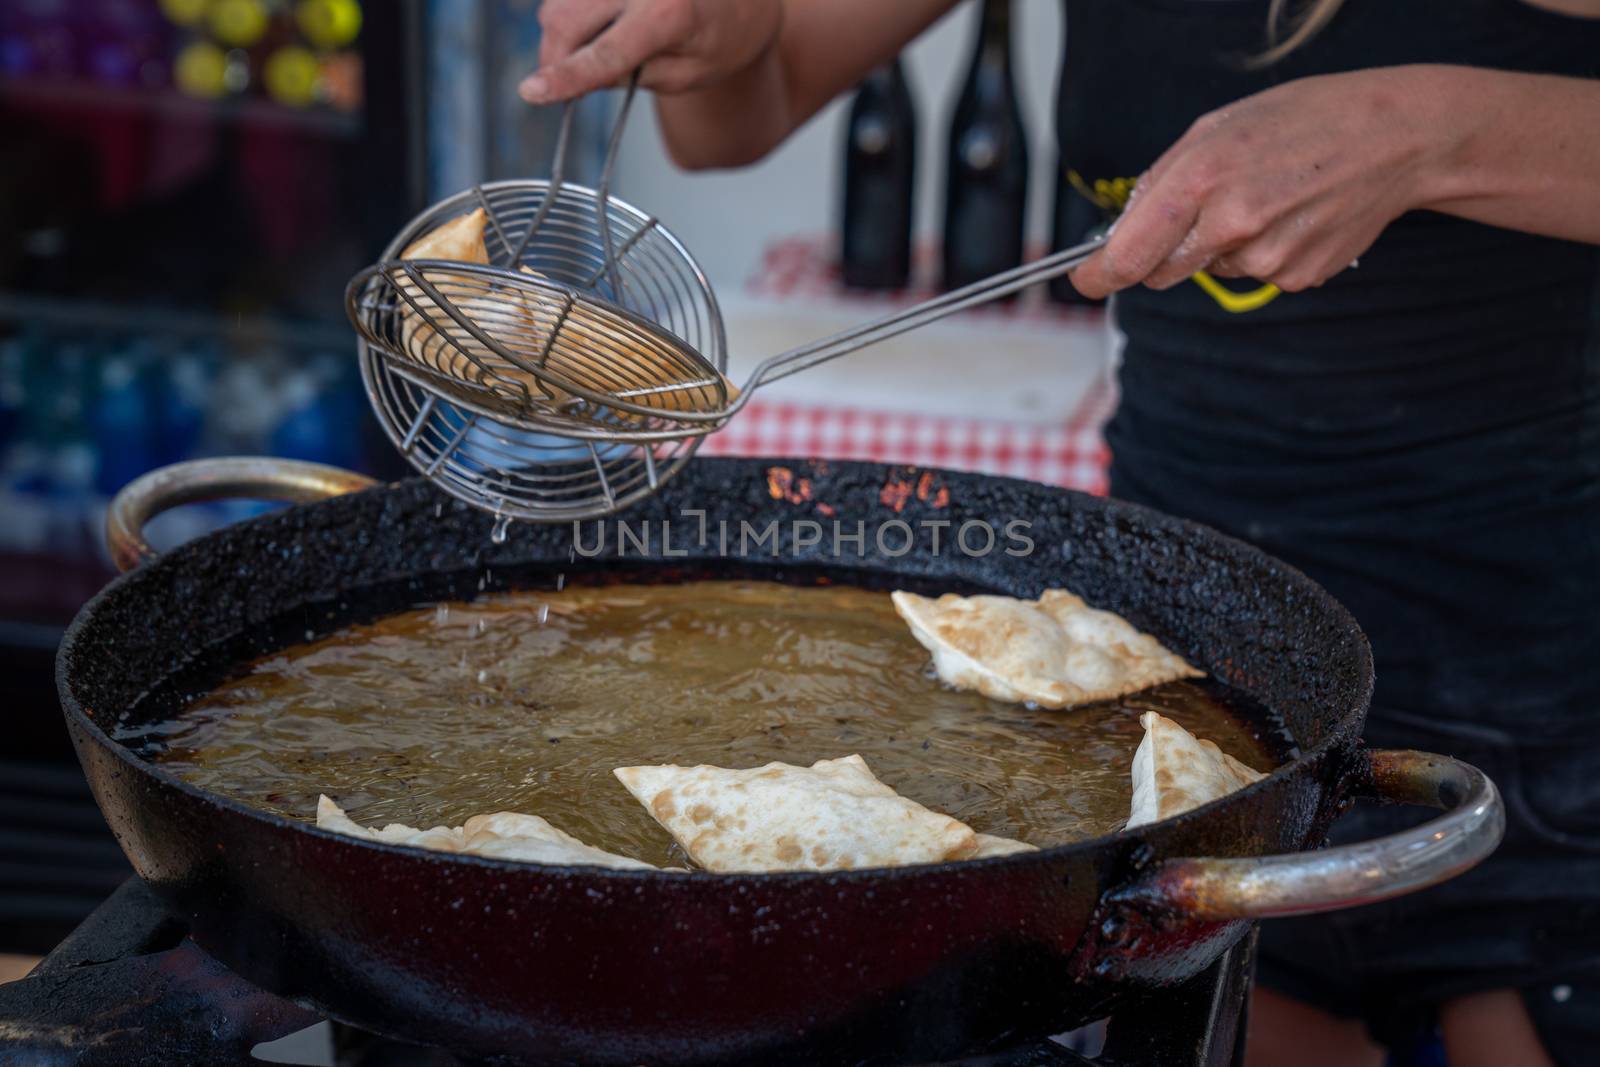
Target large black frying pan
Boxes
[55,456,1501,1066]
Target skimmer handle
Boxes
[508,70,642,274]
[742,233,1108,395]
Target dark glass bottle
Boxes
[941,0,1028,295]
[1047,158,1107,306]
[840,59,918,290]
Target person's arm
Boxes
[1423,67,1600,242]
[521,0,957,170]
[1069,64,1600,299]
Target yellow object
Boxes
[1067,168,1286,314]
[159,0,211,27]
[296,0,363,49]
[1190,271,1283,314]
[1068,169,1136,214]
[208,0,268,47]
[173,40,228,98]
[264,46,321,107]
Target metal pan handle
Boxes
[1113,749,1503,921]
[107,457,377,573]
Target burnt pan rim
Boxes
[57,459,1373,886]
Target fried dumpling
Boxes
[394,209,737,417]
[395,211,564,405]
[1124,713,1267,829]
[315,795,653,870]
[317,795,466,851]
[614,754,1010,872]
[551,299,740,418]
[396,207,495,379]
[971,833,1040,859]
[400,205,492,264]
[891,589,1203,710]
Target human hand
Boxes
[1069,67,1459,298]
[519,0,784,104]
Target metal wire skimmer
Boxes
[347,77,728,523]
[349,80,1106,523]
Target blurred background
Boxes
[0,0,1114,954]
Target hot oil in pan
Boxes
[123,581,1284,867]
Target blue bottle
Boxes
[157,341,212,466]
[268,355,367,470]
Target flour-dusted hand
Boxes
[517,0,957,170]
[1068,67,1465,299]
[519,0,784,104]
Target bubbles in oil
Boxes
[142,582,1278,868]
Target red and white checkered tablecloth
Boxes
[701,379,1116,495]
[702,238,1116,495]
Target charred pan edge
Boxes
[59,458,1370,878]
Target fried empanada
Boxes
[316,795,653,870]
[395,211,565,403]
[614,754,1001,872]
[891,589,1203,709]
[971,833,1040,858]
[1124,712,1266,829]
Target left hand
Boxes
[1069,67,1456,298]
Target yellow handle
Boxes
[1190,271,1282,314]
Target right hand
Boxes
[519,0,785,105]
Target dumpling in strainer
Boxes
[393,209,736,418]
[394,209,565,405]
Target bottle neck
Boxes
[975,0,1013,68]
[864,57,904,94]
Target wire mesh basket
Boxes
[350,173,726,522]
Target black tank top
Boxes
[1056,0,1600,803]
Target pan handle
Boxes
[1112,749,1503,921]
[107,457,378,573]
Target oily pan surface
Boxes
[123,581,1283,869]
